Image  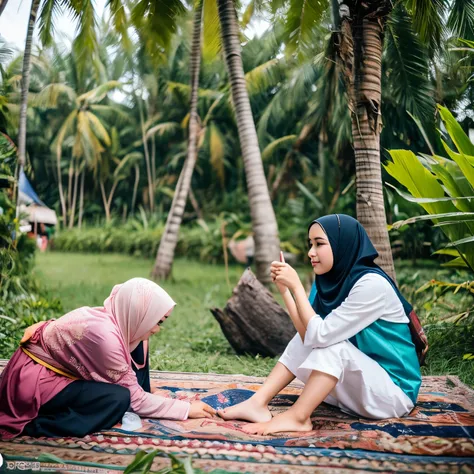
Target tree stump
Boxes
[210,268,296,357]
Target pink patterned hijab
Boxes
[104,278,176,353]
[21,277,176,373]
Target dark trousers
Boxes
[23,342,151,438]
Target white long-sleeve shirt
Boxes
[304,273,409,348]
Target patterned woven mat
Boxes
[1,360,473,473]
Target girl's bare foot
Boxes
[217,397,272,423]
[242,411,313,435]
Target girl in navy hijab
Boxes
[219,214,422,435]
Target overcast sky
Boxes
[0,0,108,49]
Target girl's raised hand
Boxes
[271,254,301,292]
[271,251,288,294]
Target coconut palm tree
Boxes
[17,0,40,178]
[217,0,280,284]
[99,127,143,223]
[256,0,474,280]
[33,74,122,226]
[152,12,287,280]
[152,1,204,280]
[16,0,102,220]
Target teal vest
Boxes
[309,284,421,404]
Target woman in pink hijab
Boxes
[0,278,215,439]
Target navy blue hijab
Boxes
[309,214,412,317]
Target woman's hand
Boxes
[188,401,217,419]
[272,267,289,294]
[271,251,289,294]
[270,261,302,293]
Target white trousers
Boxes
[278,335,414,419]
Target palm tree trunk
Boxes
[122,203,128,223]
[131,163,140,215]
[16,0,40,204]
[99,179,111,223]
[67,156,74,213]
[340,2,396,281]
[56,148,67,227]
[0,0,10,17]
[189,186,204,221]
[217,0,280,285]
[69,163,79,228]
[78,169,85,229]
[318,125,328,207]
[151,135,156,190]
[138,99,154,213]
[107,180,119,212]
[270,152,291,200]
[152,0,203,280]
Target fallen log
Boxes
[210,268,296,357]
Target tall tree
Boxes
[17,0,40,187]
[217,0,280,284]
[15,0,101,222]
[152,1,204,279]
[336,0,397,279]
[36,78,121,226]
[261,0,474,280]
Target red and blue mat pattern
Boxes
[1,362,473,473]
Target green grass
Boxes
[34,252,474,384]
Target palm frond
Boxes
[166,80,221,100]
[70,0,100,78]
[130,0,186,51]
[257,60,318,141]
[86,111,111,146]
[257,89,285,142]
[37,0,67,47]
[0,36,13,64]
[202,0,221,62]
[77,80,122,104]
[284,0,329,55]
[209,122,225,185]
[262,134,297,160]
[384,4,435,123]
[89,104,132,126]
[77,111,106,165]
[143,113,163,131]
[106,0,133,55]
[54,110,77,156]
[245,58,285,96]
[113,151,142,179]
[203,92,227,125]
[404,0,448,53]
[241,0,255,28]
[145,121,181,140]
[447,0,474,40]
[34,83,77,108]
[122,151,144,162]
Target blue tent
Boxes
[18,169,45,206]
[18,169,57,225]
